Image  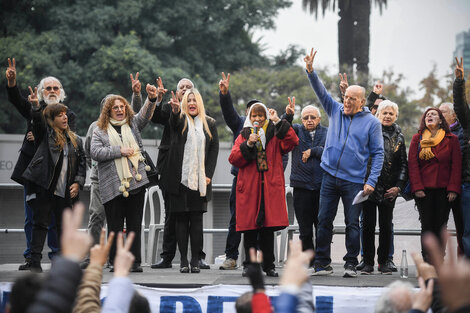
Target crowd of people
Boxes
[3,48,470,312]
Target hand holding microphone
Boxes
[248,121,260,147]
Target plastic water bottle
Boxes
[400,249,408,278]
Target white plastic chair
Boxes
[278,186,299,266]
[140,185,165,265]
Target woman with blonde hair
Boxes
[22,87,86,272]
[91,82,163,272]
[161,88,219,273]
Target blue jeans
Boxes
[23,186,59,260]
[462,182,470,258]
[224,176,241,260]
[315,173,363,266]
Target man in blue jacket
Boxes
[284,97,327,258]
[304,49,384,277]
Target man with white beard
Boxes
[5,58,76,271]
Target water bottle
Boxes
[400,249,408,278]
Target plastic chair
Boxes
[278,186,299,266]
[140,185,165,265]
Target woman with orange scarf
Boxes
[408,107,462,262]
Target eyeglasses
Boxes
[112,105,126,112]
[302,115,318,120]
[45,86,60,91]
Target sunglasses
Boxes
[45,86,60,91]
[302,115,318,120]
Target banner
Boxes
[1,282,386,313]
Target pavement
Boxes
[0,262,418,288]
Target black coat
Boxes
[6,85,76,185]
[22,106,85,195]
[150,101,171,176]
[367,123,407,204]
[453,78,470,183]
[159,111,219,203]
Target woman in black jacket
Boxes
[160,88,219,273]
[361,100,407,274]
[22,88,86,272]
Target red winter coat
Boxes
[408,132,462,194]
[229,120,298,231]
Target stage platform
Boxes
[0,262,418,288]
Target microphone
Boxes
[253,121,260,134]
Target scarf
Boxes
[243,103,270,150]
[419,128,445,160]
[107,118,141,197]
[181,115,207,196]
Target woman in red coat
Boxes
[229,102,298,277]
[408,107,462,262]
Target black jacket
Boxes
[367,123,407,204]
[150,101,171,176]
[453,78,470,183]
[22,106,85,195]
[159,111,219,202]
[6,85,76,185]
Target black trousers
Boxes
[243,228,275,272]
[362,199,394,265]
[30,193,71,263]
[293,187,319,251]
[175,211,203,267]
[416,188,451,262]
[104,189,145,265]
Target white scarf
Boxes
[107,118,141,197]
[181,114,207,196]
[243,102,270,150]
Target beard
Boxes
[44,94,60,105]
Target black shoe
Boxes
[356,259,365,271]
[378,263,392,275]
[387,260,398,272]
[191,266,200,273]
[150,259,172,269]
[131,264,143,273]
[30,262,42,273]
[19,259,32,271]
[180,266,189,273]
[265,269,279,277]
[198,259,210,269]
[343,263,357,277]
[242,267,248,277]
[360,264,374,275]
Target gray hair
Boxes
[375,281,414,313]
[301,105,321,118]
[177,78,194,90]
[440,102,455,114]
[347,85,366,99]
[376,100,399,118]
[37,76,66,102]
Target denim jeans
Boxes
[23,185,59,261]
[462,182,470,258]
[224,176,241,260]
[315,173,363,266]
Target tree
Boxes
[302,0,387,85]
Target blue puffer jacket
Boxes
[307,70,384,187]
[290,124,327,190]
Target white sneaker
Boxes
[219,258,237,270]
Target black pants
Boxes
[104,189,145,265]
[30,193,71,263]
[416,188,451,262]
[243,228,275,272]
[159,191,206,262]
[362,199,394,265]
[175,211,203,267]
[448,196,465,255]
[293,187,319,251]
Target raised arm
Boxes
[280,96,295,124]
[29,86,47,144]
[133,82,159,131]
[453,57,470,129]
[219,72,244,133]
[6,58,35,120]
[304,48,340,116]
[130,72,142,112]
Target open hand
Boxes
[130,72,141,94]
[156,76,168,102]
[339,73,348,95]
[168,91,180,113]
[28,86,39,107]
[219,72,230,95]
[6,58,16,87]
[303,48,317,73]
[455,57,464,80]
[286,96,295,115]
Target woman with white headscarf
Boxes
[161,88,219,273]
[229,102,298,277]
